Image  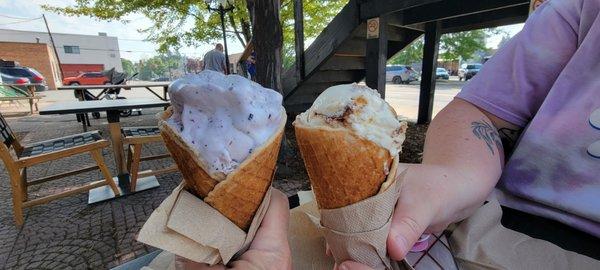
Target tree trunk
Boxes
[241,19,252,43]
[228,12,247,47]
[252,0,296,176]
[246,0,255,27]
[253,0,283,93]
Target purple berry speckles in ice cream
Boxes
[167,70,284,180]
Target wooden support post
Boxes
[365,16,388,98]
[294,0,305,80]
[417,21,441,124]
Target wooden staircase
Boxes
[282,0,423,113]
[278,0,531,120]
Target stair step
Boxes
[336,39,366,56]
[285,81,358,105]
[320,56,365,71]
[284,103,314,113]
[306,70,365,84]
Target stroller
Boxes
[75,68,139,119]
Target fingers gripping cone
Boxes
[292,83,407,269]
[158,107,286,231]
[294,124,397,209]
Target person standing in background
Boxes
[203,44,227,74]
[246,51,257,81]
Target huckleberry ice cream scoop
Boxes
[158,70,286,230]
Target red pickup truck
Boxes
[62,72,110,86]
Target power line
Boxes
[0,17,42,26]
[0,14,38,20]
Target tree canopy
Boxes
[389,28,502,65]
[439,29,488,61]
[120,58,135,76]
[388,38,424,65]
[129,52,184,80]
[44,0,252,52]
[44,0,346,56]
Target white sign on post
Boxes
[367,17,380,39]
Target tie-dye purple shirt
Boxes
[457,0,600,237]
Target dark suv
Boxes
[0,61,48,92]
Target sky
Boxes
[0,0,523,62]
[0,0,246,62]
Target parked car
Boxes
[1,72,30,85]
[386,65,419,84]
[436,67,450,80]
[0,62,48,91]
[62,72,110,86]
[0,73,31,92]
[152,77,170,82]
[458,63,482,81]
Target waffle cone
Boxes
[294,124,396,209]
[158,107,285,230]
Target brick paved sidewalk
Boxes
[0,108,308,269]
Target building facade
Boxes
[0,42,62,89]
[0,29,122,83]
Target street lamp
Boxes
[206,0,234,74]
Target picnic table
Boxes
[58,82,170,101]
[39,98,171,203]
[57,82,170,129]
[0,83,45,114]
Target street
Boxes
[2,79,465,121]
[386,76,464,121]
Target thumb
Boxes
[387,197,433,260]
[338,261,374,270]
[249,189,290,251]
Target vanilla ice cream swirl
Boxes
[295,83,407,155]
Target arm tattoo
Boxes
[471,120,503,155]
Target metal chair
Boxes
[0,112,120,226]
[122,126,177,191]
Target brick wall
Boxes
[0,42,60,89]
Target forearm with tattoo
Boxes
[471,118,523,159]
[471,120,503,155]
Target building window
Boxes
[64,45,80,54]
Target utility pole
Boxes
[294,0,305,80]
[219,9,231,74]
[42,14,64,80]
[207,1,234,75]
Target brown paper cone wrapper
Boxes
[294,124,394,209]
[157,107,285,231]
[294,122,405,269]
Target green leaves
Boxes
[389,38,424,65]
[133,52,183,80]
[43,0,347,63]
[281,0,348,68]
[121,58,135,76]
[43,0,249,52]
[439,29,489,61]
[389,28,503,65]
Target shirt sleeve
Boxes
[456,0,579,127]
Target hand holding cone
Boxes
[158,108,286,231]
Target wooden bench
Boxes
[0,84,44,114]
[122,126,177,191]
[0,95,44,114]
[0,112,120,226]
